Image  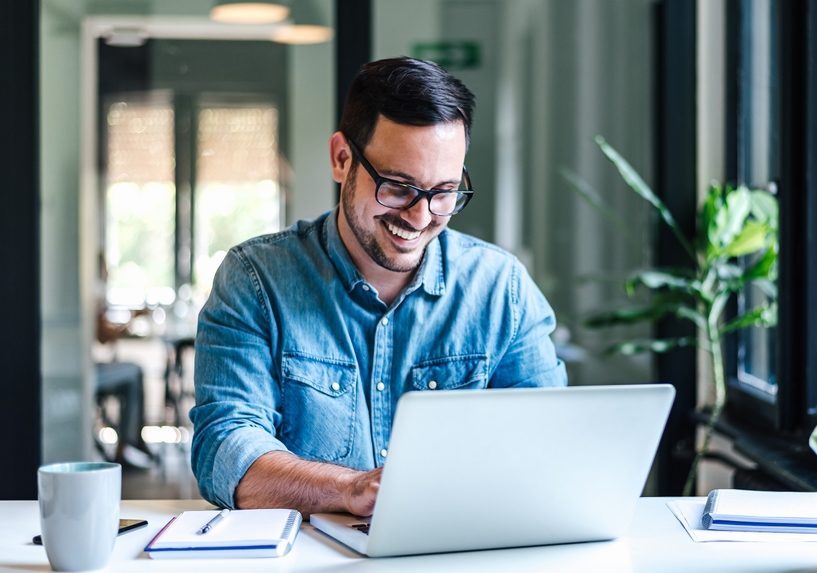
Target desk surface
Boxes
[1,498,815,572]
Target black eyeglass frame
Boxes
[344,136,474,216]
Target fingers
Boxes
[345,467,384,516]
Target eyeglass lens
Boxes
[377,182,468,216]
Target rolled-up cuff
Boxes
[212,426,288,509]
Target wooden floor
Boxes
[122,442,201,500]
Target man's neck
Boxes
[362,265,415,307]
[336,213,417,306]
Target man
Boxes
[190,57,566,516]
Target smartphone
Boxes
[32,518,148,545]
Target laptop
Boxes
[310,383,675,557]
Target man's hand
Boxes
[343,467,383,517]
[235,451,383,517]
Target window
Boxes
[103,96,284,310]
[726,0,817,439]
[105,98,176,307]
[98,39,289,312]
[194,103,283,301]
[729,0,779,401]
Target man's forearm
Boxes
[234,450,381,517]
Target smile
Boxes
[385,221,421,241]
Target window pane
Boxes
[105,101,176,307]
[736,0,779,396]
[194,105,283,298]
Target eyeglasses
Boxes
[345,136,474,216]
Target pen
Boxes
[197,508,230,535]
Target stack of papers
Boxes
[702,489,817,533]
[144,508,302,559]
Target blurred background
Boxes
[6,0,812,501]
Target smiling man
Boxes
[190,57,567,516]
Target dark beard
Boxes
[341,177,432,273]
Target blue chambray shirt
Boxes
[190,209,567,508]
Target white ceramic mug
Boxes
[38,462,121,571]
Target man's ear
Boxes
[329,131,352,184]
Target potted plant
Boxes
[580,136,778,496]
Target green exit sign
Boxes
[412,41,481,70]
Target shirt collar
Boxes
[322,207,446,297]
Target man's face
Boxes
[335,117,467,275]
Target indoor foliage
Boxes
[583,136,778,496]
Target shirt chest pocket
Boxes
[410,354,489,391]
[280,353,358,463]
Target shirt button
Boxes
[362,284,370,291]
[331,382,341,392]
[428,380,438,390]
[381,317,389,326]
[380,449,388,458]
[376,381,385,391]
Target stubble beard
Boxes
[341,175,435,273]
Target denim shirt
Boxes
[190,209,567,508]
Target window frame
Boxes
[725,0,817,441]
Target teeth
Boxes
[385,222,421,240]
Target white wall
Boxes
[287,1,337,223]
[374,0,656,387]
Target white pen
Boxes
[197,508,230,535]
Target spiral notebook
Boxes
[144,508,302,559]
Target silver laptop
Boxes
[311,384,675,557]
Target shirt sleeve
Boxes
[190,248,288,509]
[491,258,568,388]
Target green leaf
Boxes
[724,220,770,257]
[750,190,779,231]
[718,303,778,335]
[585,305,665,328]
[715,263,743,281]
[595,136,696,261]
[625,270,701,298]
[559,167,642,245]
[752,279,778,299]
[714,186,752,250]
[605,336,697,355]
[743,244,778,281]
[708,290,732,326]
[673,304,707,329]
[700,184,725,252]
[585,299,704,329]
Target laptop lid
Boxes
[312,384,675,557]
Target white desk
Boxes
[1,498,814,572]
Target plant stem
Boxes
[682,319,726,496]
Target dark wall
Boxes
[0,0,41,498]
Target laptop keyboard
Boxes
[351,523,371,535]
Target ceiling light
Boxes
[270,0,333,45]
[210,1,290,25]
[271,24,333,45]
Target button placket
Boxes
[371,311,393,465]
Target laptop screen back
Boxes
[363,384,675,556]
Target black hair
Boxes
[338,56,476,149]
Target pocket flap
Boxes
[282,353,357,396]
[410,354,488,391]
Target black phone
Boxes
[32,518,148,545]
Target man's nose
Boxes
[401,196,434,229]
